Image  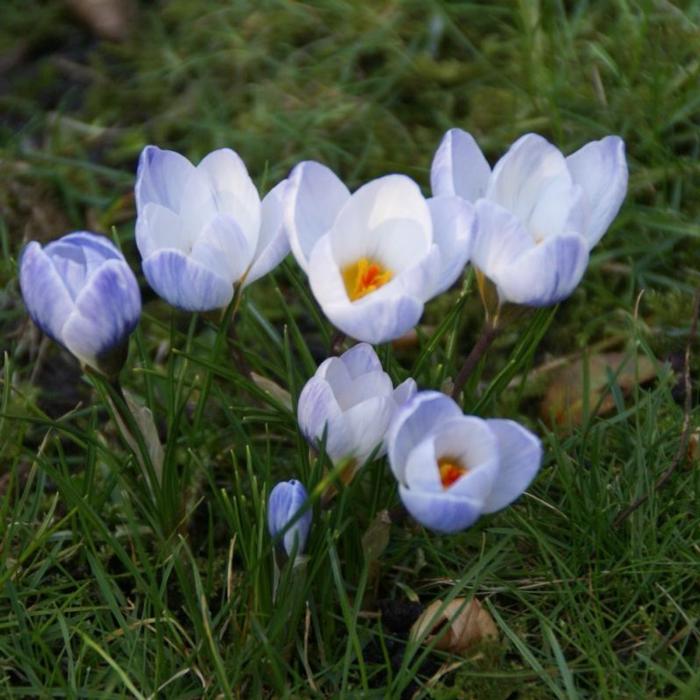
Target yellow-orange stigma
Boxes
[342,257,392,301]
[438,456,468,489]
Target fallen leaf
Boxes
[410,597,498,655]
[362,509,392,563]
[541,352,656,429]
[249,372,292,411]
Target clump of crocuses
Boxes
[20,231,141,376]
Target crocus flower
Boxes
[431,129,628,310]
[19,232,141,376]
[297,343,416,471]
[386,391,542,533]
[135,146,290,311]
[284,162,475,343]
[267,479,312,557]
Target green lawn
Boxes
[1,1,699,697]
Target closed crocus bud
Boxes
[297,343,416,472]
[135,146,290,311]
[386,391,542,534]
[284,162,475,343]
[19,232,141,376]
[431,129,628,310]
[267,479,312,557]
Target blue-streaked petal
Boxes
[267,479,312,556]
[142,249,233,311]
[494,233,589,306]
[135,203,188,259]
[244,179,290,287]
[430,128,491,201]
[482,419,542,514]
[284,161,350,273]
[189,214,252,285]
[399,485,482,534]
[386,391,462,483]
[392,378,417,407]
[135,145,197,213]
[339,343,382,379]
[61,259,141,370]
[19,242,75,342]
[566,135,628,248]
[297,376,344,445]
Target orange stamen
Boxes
[438,456,468,489]
[342,257,392,301]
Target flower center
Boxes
[438,456,468,489]
[342,257,392,301]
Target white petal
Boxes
[482,419,542,513]
[472,199,533,279]
[392,378,417,407]
[19,241,75,343]
[399,485,482,534]
[297,376,343,445]
[494,233,590,306]
[403,435,442,492]
[284,161,350,273]
[197,148,261,244]
[135,146,197,213]
[244,180,290,286]
[486,134,580,238]
[430,128,491,201]
[189,214,253,285]
[329,175,432,272]
[566,135,628,248]
[340,395,395,465]
[339,343,382,379]
[135,203,187,259]
[420,195,475,299]
[386,391,462,483]
[334,371,393,410]
[142,249,233,311]
[61,259,141,370]
[431,416,498,478]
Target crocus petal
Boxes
[142,249,232,311]
[494,233,590,306]
[334,371,393,409]
[135,203,187,259]
[267,480,312,556]
[328,175,432,272]
[430,128,491,201]
[566,135,628,248]
[196,148,262,244]
[420,196,475,299]
[135,146,197,213]
[284,161,350,273]
[19,242,75,342]
[482,419,542,513]
[244,180,290,287]
[297,376,343,444]
[471,199,533,277]
[61,259,141,369]
[387,391,463,483]
[339,395,395,465]
[486,134,579,238]
[399,485,482,534]
[189,214,252,285]
[339,342,383,379]
[392,378,417,407]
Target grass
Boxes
[1,0,700,697]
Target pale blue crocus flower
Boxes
[431,130,628,309]
[284,162,476,343]
[267,479,312,557]
[386,391,542,534]
[297,343,416,473]
[135,146,290,311]
[19,231,141,376]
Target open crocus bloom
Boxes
[386,391,542,533]
[267,479,312,557]
[297,343,416,471]
[285,162,475,343]
[431,129,628,309]
[135,146,290,311]
[19,232,141,376]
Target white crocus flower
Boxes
[135,146,290,311]
[431,129,628,309]
[386,391,542,534]
[284,162,475,343]
[297,343,417,471]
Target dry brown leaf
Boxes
[409,597,498,655]
[541,352,656,429]
[249,372,292,411]
[362,509,392,563]
[65,0,136,41]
